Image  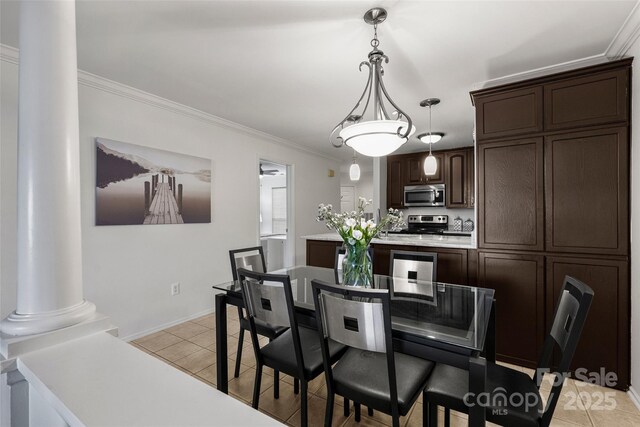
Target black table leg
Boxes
[215,293,228,393]
[468,356,487,427]
[485,299,496,363]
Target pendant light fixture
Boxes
[349,152,361,181]
[330,8,415,157]
[421,98,440,175]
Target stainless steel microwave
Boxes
[404,184,445,207]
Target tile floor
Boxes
[131,312,640,427]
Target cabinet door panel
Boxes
[478,138,544,250]
[544,69,629,130]
[467,148,475,208]
[422,247,468,285]
[478,251,545,367]
[406,155,425,185]
[445,150,468,208]
[386,156,404,209]
[424,153,445,184]
[545,127,628,255]
[546,256,629,389]
[475,86,543,140]
[306,240,341,268]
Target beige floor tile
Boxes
[194,361,250,386]
[575,382,640,416]
[548,381,593,426]
[258,381,303,422]
[342,412,388,427]
[191,313,215,328]
[405,404,469,427]
[164,321,210,340]
[238,349,257,369]
[155,340,201,362]
[133,331,183,352]
[167,361,193,375]
[129,342,153,355]
[173,348,216,374]
[187,329,216,348]
[228,368,273,404]
[588,407,640,426]
[286,394,349,427]
[549,418,588,426]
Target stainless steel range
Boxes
[396,215,449,235]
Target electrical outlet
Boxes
[171,282,180,296]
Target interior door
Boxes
[340,186,355,213]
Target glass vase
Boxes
[342,243,373,288]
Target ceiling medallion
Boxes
[330,7,415,157]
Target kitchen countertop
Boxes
[302,232,476,249]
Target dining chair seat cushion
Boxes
[260,326,346,380]
[425,363,543,427]
[332,348,434,416]
[239,317,287,340]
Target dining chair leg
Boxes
[444,408,450,427]
[422,398,428,427]
[234,327,244,378]
[300,380,308,427]
[392,415,400,427]
[294,378,300,394]
[252,364,263,409]
[425,402,438,427]
[354,402,361,422]
[343,398,350,417]
[367,407,374,416]
[273,369,280,399]
[325,391,335,427]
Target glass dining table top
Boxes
[212,265,495,352]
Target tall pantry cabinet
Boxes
[471,58,632,389]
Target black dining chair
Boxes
[389,250,437,282]
[311,279,435,427]
[424,275,594,427]
[238,269,347,427]
[228,247,288,388]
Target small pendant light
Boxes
[349,152,361,181]
[421,98,440,175]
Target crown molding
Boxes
[471,54,609,91]
[606,0,640,59]
[0,44,340,163]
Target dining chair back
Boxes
[229,246,266,280]
[536,275,594,426]
[312,280,433,427]
[389,250,437,282]
[240,272,292,329]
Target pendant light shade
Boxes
[423,154,437,175]
[330,8,413,157]
[341,120,415,157]
[349,162,361,181]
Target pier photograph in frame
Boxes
[95,137,211,225]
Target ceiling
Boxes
[1,1,635,165]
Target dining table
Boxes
[212,265,496,426]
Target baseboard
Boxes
[120,308,214,342]
[628,386,640,412]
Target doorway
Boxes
[259,160,293,270]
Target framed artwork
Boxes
[95,137,211,225]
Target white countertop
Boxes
[17,332,282,426]
[302,232,476,249]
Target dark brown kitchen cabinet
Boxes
[478,138,544,251]
[445,148,474,208]
[545,127,629,255]
[422,247,468,285]
[405,152,444,185]
[306,240,341,268]
[477,251,545,367]
[546,256,629,388]
[544,69,629,131]
[471,58,631,389]
[386,155,404,209]
[475,86,543,140]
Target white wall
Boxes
[0,57,340,339]
[625,40,640,396]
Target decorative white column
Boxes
[1,0,95,336]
